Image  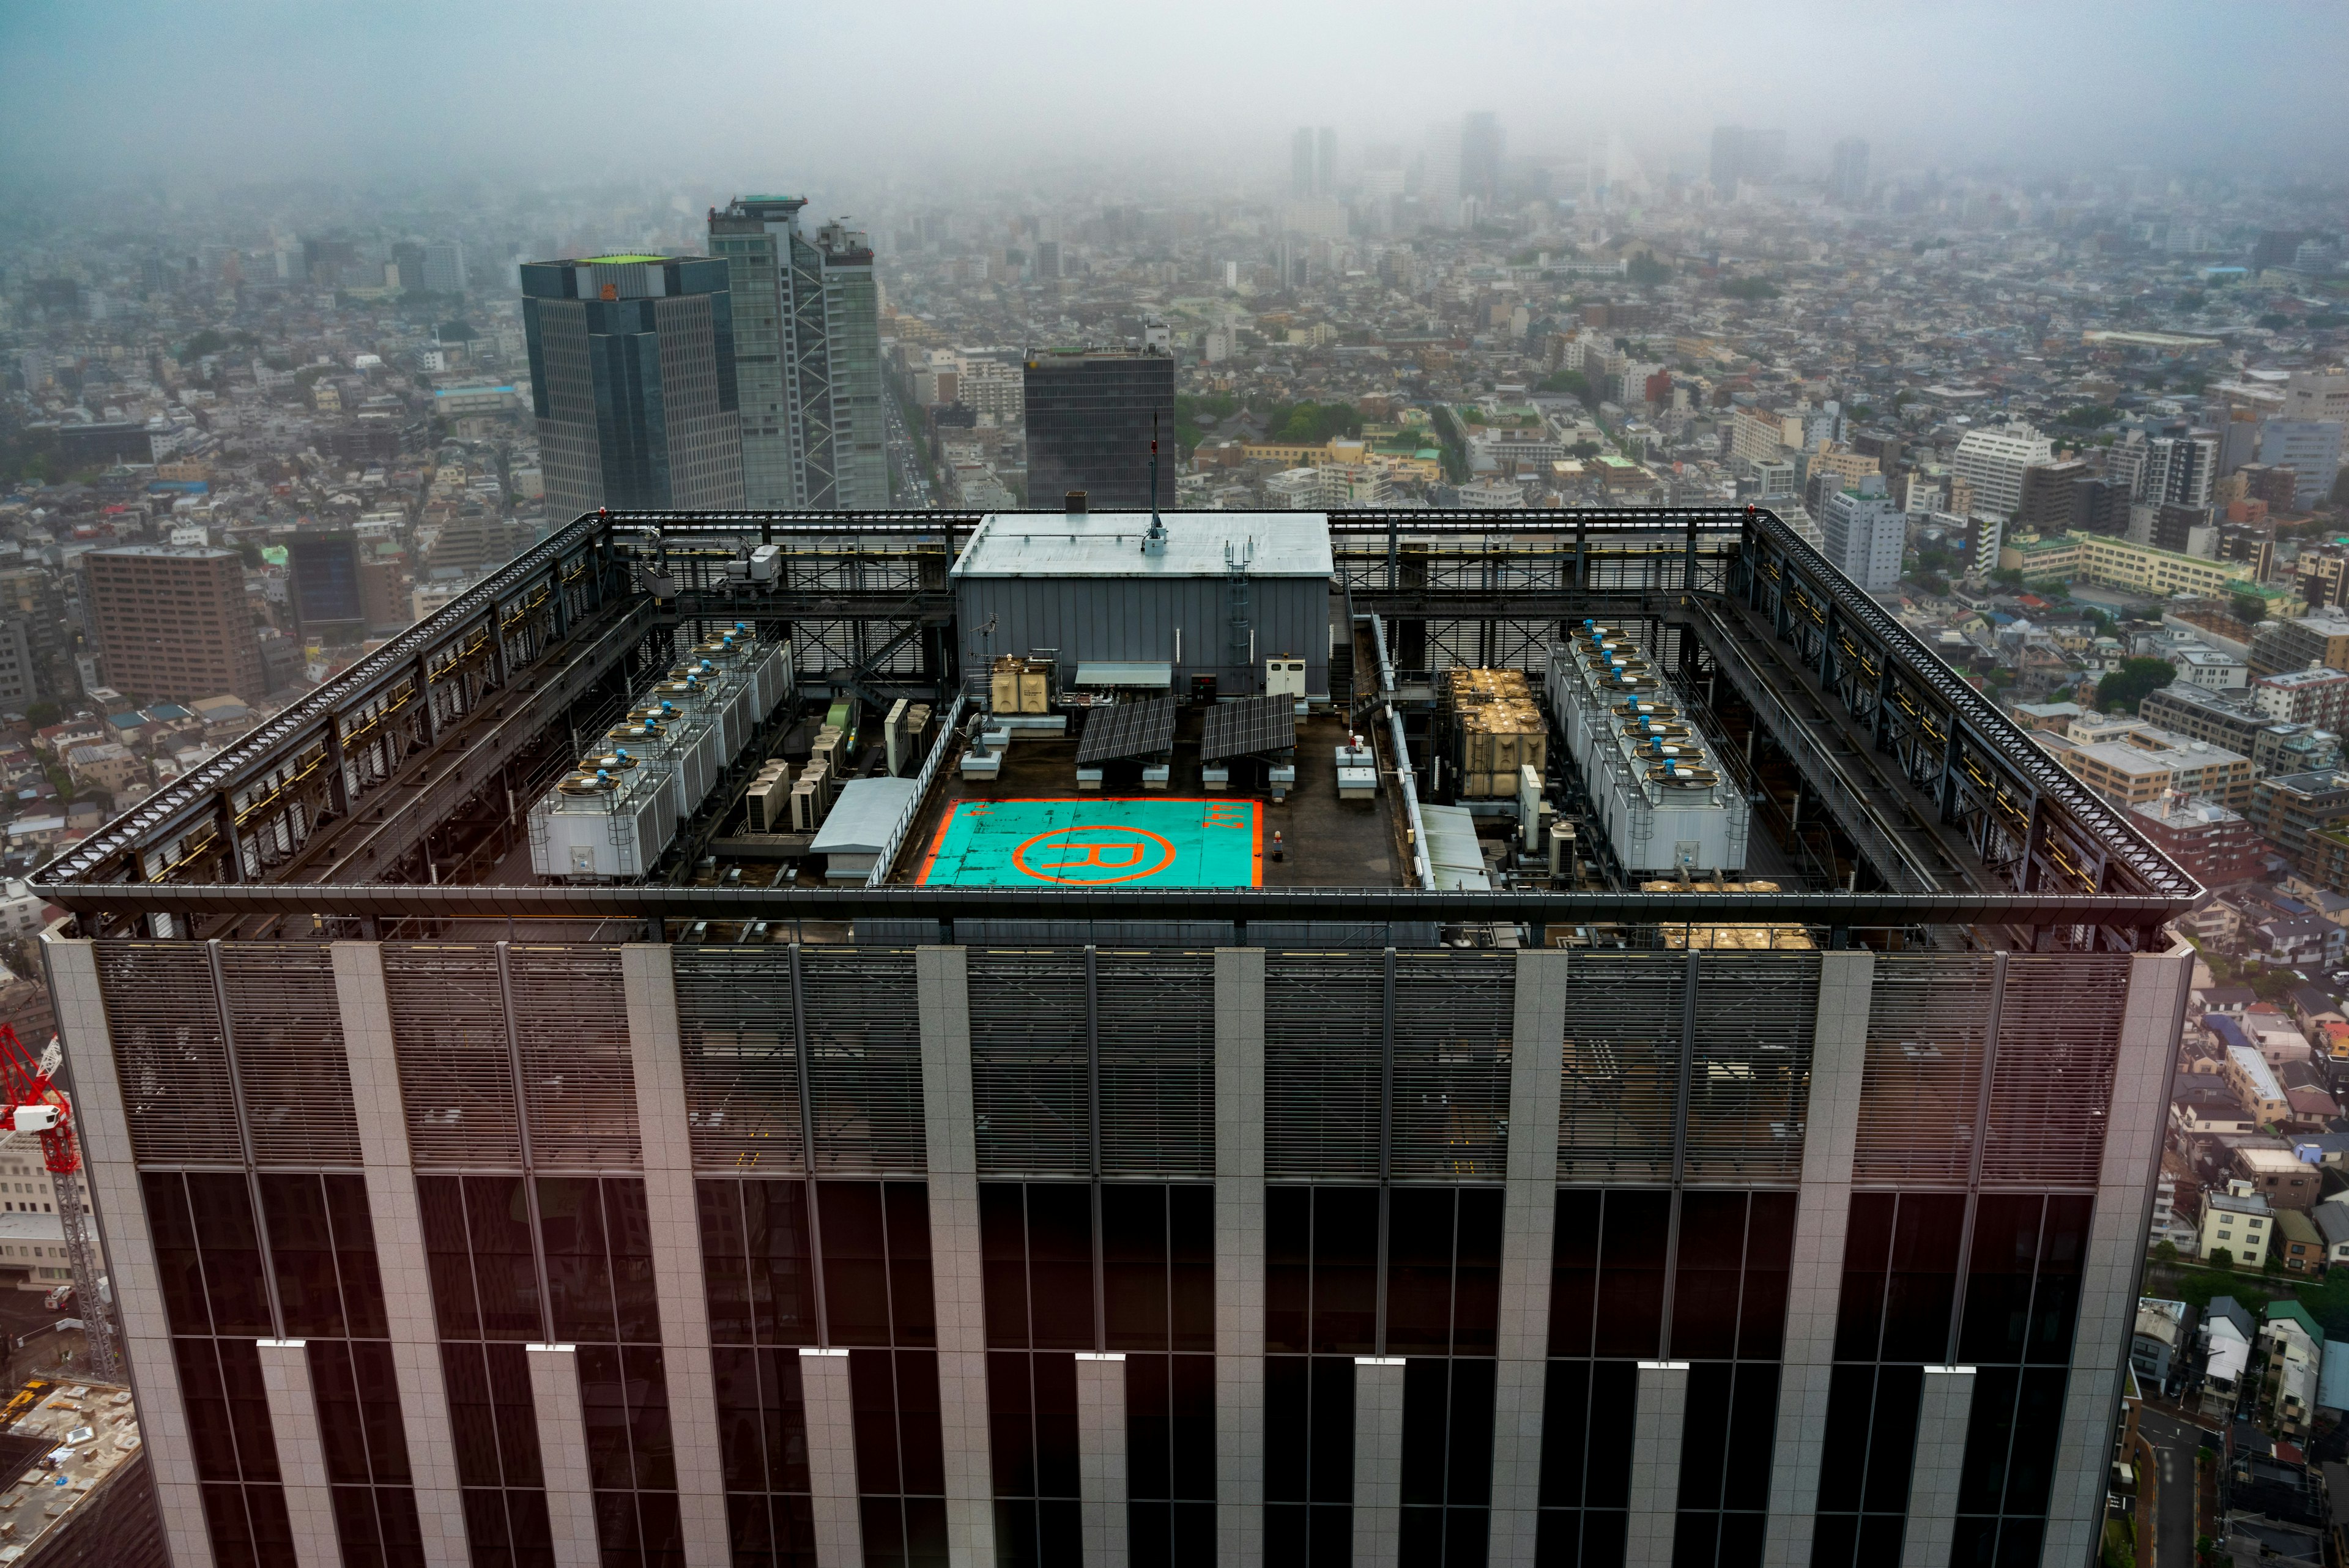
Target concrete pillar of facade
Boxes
[1624,1361,1690,1568]
[1488,947,1570,1567]
[1213,946,1267,1567]
[1762,950,1876,1566]
[42,934,217,1568]
[331,942,470,1566]
[1351,1356,1407,1568]
[2041,946,2194,1566]
[798,1348,865,1568]
[1900,1366,1977,1568]
[916,944,995,1568]
[525,1342,603,1568]
[254,1340,340,1568]
[620,943,730,1567]
[1076,1352,1131,1568]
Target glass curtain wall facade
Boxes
[710,200,887,510]
[57,936,2182,1568]
[1021,349,1177,511]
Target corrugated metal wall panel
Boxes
[1264,951,1385,1179]
[219,944,361,1168]
[1557,953,1683,1181]
[383,945,522,1169]
[1389,953,1513,1180]
[1982,954,2129,1187]
[955,574,1330,699]
[672,946,803,1173]
[1683,952,1816,1183]
[799,948,926,1175]
[967,950,1091,1176]
[94,943,241,1166]
[1096,950,1214,1178]
[506,946,638,1170]
[1853,955,1995,1186]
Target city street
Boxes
[2136,1406,2213,1568]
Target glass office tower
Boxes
[519,255,744,516]
[710,198,888,510]
[1023,347,1178,511]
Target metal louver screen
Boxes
[1982,955,2128,1187]
[1264,953,1384,1180]
[383,946,522,1168]
[968,951,1091,1176]
[507,947,638,1170]
[95,944,240,1166]
[219,945,360,1167]
[1389,953,1512,1180]
[1683,953,1816,1183]
[1095,951,1214,1178]
[1853,956,1994,1186]
[800,949,926,1175]
[1558,953,1684,1181]
[672,948,803,1173]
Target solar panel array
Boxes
[1201,695,1297,763]
[1075,698,1178,765]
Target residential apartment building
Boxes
[2251,611,2349,678]
[2262,420,2345,510]
[2253,666,2349,729]
[1951,425,2054,518]
[2014,459,2089,535]
[2200,1183,2274,1260]
[1817,483,1904,591]
[2127,793,2265,888]
[2037,722,2252,809]
[2247,770,2349,873]
[82,545,264,700]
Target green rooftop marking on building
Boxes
[918,798,1261,887]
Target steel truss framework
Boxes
[39,508,2199,951]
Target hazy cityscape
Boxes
[3,4,2349,1567]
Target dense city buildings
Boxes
[521,255,745,514]
[1023,346,1177,510]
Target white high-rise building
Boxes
[2262,420,2345,510]
[2145,436,2217,510]
[1820,480,1906,590]
[1951,424,2054,518]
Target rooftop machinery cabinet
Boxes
[639,686,723,814]
[1547,624,1750,877]
[529,753,678,881]
[746,760,793,833]
[605,718,700,824]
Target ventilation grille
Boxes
[507,946,637,1170]
[1684,953,1816,1183]
[1558,953,1684,1181]
[95,943,240,1166]
[219,945,360,1167]
[1095,951,1214,1178]
[1265,952,1384,1179]
[383,945,522,1168]
[800,949,926,1175]
[968,951,1091,1176]
[1853,956,1994,1186]
[1389,953,1512,1180]
[1982,955,2128,1187]
[672,947,803,1173]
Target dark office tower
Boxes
[1710,127,1784,192]
[519,255,745,516]
[2014,459,2087,535]
[1710,126,1744,190]
[709,198,888,510]
[1292,128,1317,196]
[2253,229,2309,271]
[1316,127,1338,196]
[2151,503,2212,554]
[1830,138,1869,206]
[1022,346,1176,510]
[391,241,426,292]
[302,237,357,288]
[1461,111,1502,206]
[287,532,366,642]
[2071,475,2127,535]
[1035,240,1063,281]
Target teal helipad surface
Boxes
[917,797,1262,887]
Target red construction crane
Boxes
[0,1026,119,1380]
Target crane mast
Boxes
[0,1027,119,1381]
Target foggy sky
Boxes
[5,0,2345,193]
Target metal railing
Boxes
[864,693,968,888]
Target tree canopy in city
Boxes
[2095,658,2175,715]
